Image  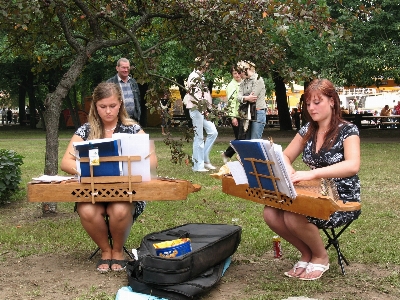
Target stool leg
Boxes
[322,222,354,276]
[330,232,347,275]
[123,246,134,259]
[88,247,100,260]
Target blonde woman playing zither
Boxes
[263,79,361,280]
[61,82,155,273]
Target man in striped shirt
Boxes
[107,58,141,123]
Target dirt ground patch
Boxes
[1,246,399,300]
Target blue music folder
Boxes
[230,140,275,191]
[73,138,122,177]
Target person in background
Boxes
[380,104,392,116]
[61,82,154,273]
[7,108,12,125]
[264,79,361,281]
[1,107,6,125]
[26,106,30,123]
[394,100,400,115]
[183,57,218,172]
[380,104,393,129]
[291,107,301,130]
[348,100,355,114]
[160,93,171,135]
[237,60,266,139]
[107,58,141,123]
[221,65,242,163]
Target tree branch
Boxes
[73,0,102,40]
[56,11,81,52]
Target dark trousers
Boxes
[224,118,249,158]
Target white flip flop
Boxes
[299,262,330,281]
[284,261,309,278]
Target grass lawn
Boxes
[0,125,399,300]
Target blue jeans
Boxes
[251,109,266,139]
[189,109,218,171]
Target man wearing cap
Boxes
[107,58,141,123]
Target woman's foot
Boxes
[298,257,330,280]
[204,162,216,170]
[96,259,111,273]
[111,250,126,271]
[111,259,128,271]
[299,262,330,280]
[284,261,309,278]
[97,250,112,272]
[221,152,230,164]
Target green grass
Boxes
[0,125,400,299]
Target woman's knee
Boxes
[107,203,134,221]
[284,212,309,231]
[77,203,104,220]
[263,206,280,224]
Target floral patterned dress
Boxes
[298,122,361,228]
[74,122,146,221]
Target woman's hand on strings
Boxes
[290,170,316,184]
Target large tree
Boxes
[322,0,400,87]
[1,0,346,211]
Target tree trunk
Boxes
[27,70,37,129]
[300,81,311,126]
[18,84,26,126]
[65,92,80,129]
[138,83,148,127]
[41,53,90,214]
[273,72,293,131]
[72,86,81,128]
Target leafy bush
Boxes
[0,149,24,203]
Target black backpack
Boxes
[126,223,242,299]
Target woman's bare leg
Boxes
[284,212,329,279]
[264,207,312,276]
[77,203,110,270]
[106,202,135,270]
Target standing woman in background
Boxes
[236,60,266,139]
[221,65,242,163]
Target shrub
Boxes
[0,149,24,203]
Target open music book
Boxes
[73,138,123,179]
[230,139,297,199]
[267,142,297,199]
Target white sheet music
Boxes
[32,175,75,182]
[227,161,248,185]
[112,133,151,181]
[269,144,297,198]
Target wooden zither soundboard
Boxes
[27,178,201,204]
[222,175,360,220]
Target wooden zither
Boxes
[28,155,201,203]
[28,178,201,203]
[221,158,361,220]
